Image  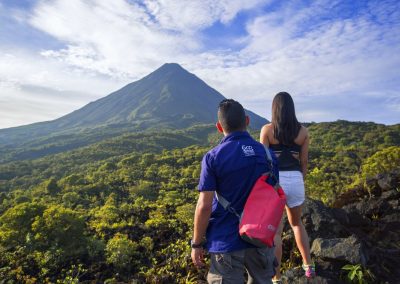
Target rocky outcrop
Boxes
[279,170,400,284]
[311,236,368,266]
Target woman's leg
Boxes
[272,218,284,281]
[286,205,312,265]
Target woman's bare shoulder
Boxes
[260,123,273,144]
[261,123,273,132]
[295,125,309,144]
[262,124,275,136]
[300,125,309,136]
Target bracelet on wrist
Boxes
[190,240,204,249]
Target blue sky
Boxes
[0,0,399,128]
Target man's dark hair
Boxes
[218,99,246,133]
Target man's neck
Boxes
[223,129,246,137]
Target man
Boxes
[191,99,276,284]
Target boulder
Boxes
[377,171,399,192]
[311,236,368,266]
[282,266,340,284]
[331,208,370,227]
[301,199,348,239]
[380,189,400,200]
[343,198,393,220]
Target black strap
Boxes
[264,145,279,188]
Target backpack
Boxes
[216,146,286,247]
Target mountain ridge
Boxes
[0,63,267,143]
[0,63,268,161]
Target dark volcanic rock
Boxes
[283,266,339,284]
[280,170,400,283]
[311,236,368,266]
[301,199,348,239]
[377,172,398,191]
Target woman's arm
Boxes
[260,124,271,146]
[300,127,309,178]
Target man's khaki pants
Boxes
[207,247,276,284]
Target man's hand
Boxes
[191,247,205,267]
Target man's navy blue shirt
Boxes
[198,131,278,253]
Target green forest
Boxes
[0,121,399,283]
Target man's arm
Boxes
[191,191,214,267]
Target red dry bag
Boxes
[239,174,286,247]
[215,146,286,248]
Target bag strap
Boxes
[264,144,273,162]
[264,145,273,174]
[215,145,277,217]
[215,192,240,218]
[263,145,279,188]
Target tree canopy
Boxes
[0,120,398,282]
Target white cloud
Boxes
[27,0,271,78]
[0,50,120,93]
[28,0,196,79]
[0,83,85,129]
[190,0,400,123]
[0,49,124,128]
[0,0,399,128]
[143,0,267,33]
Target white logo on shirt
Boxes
[242,145,255,156]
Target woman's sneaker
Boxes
[302,263,316,278]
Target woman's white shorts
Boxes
[279,171,305,208]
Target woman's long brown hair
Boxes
[271,92,301,145]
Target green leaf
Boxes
[349,268,358,280]
[342,264,355,270]
[357,270,363,283]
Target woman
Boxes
[260,92,315,282]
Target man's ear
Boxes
[216,121,224,133]
[246,115,250,126]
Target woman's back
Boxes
[261,122,309,176]
[262,123,307,146]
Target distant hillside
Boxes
[1,120,398,192]
[0,63,267,151]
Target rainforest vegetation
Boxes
[0,121,399,283]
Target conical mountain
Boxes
[53,63,266,129]
[0,63,267,147]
